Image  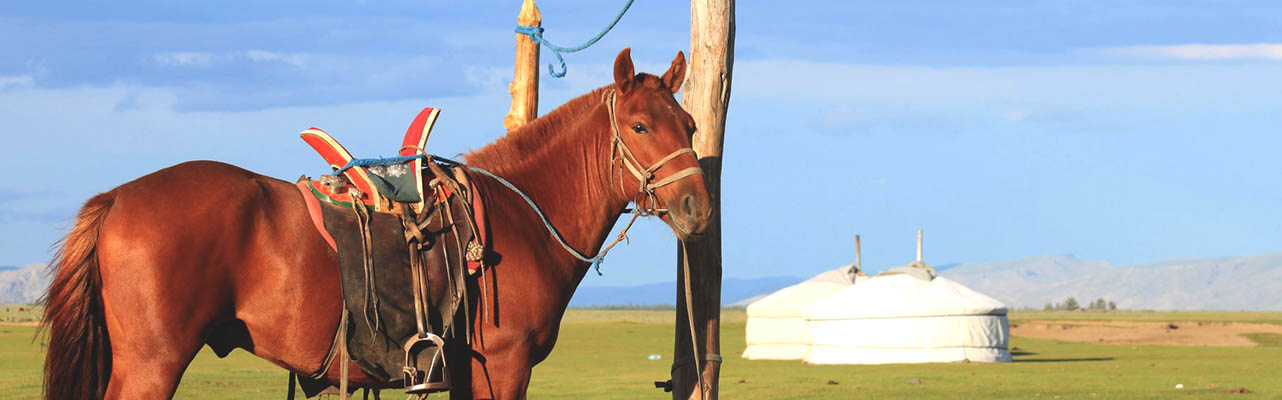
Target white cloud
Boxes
[463,65,511,91]
[0,75,34,90]
[1100,43,1282,61]
[245,50,306,69]
[152,51,216,67]
[150,50,309,70]
[734,59,1282,106]
[1002,110,1027,122]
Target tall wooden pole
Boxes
[504,0,541,132]
[673,0,733,399]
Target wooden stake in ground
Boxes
[504,0,541,132]
[673,0,733,399]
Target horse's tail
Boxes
[39,190,116,400]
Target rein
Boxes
[454,90,717,395]
[436,88,704,272]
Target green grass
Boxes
[3,310,1281,399]
[1242,333,1282,347]
[1010,310,1282,326]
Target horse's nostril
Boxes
[681,195,695,217]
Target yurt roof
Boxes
[804,264,859,285]
[745,281,847,318]
[804,274,1007,320]
[745,265,861,318]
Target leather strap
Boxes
[676,240,709,398]
[602,89,704,215]
[339,315,349,400]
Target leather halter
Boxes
[604,89,720,397]
[603,89,704,216]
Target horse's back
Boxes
[110,160,278,202]
[93,160,343,376]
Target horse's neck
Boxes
[475,105,629,285]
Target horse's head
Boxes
[606,48,713,240]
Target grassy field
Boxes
[0,304,40,324]
[2,309,1281,399]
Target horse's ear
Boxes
[613,48,635,92]
[661,51,686,94]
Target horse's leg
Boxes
[95,210,228,398]
[87,162,336,398]
[469,316,543,400]
[487,363,533,400]
[231,177,348,377]
[465,352,532,400]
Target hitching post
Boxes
[673,0,734,399]
[505,0,541,132]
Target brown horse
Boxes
[39,48,711,400]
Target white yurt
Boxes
[802,261,1012,364]
[741,265,862,360]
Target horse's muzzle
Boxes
[671,192,713,238]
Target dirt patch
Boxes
[1011,320,1282,346]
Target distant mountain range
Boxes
[570,252,1282,310]
[940,253,1282,310]
[568,276,799,308]
[1,263,49,304]
[4,253,1281,310]
[0,261,797,307]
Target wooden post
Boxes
[504,0,541,132]
[673,0,733,399]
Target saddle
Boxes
[293,107,490,398]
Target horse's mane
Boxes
[464,74,668,175]
[464,86,610,175]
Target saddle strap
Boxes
[339,310,349,400]
[349,189,381,336]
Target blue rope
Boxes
[515,0,635,78]
[430,156,609,269]
[335,154,615,271]
[333,154,428,176]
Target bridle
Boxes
[447,89,707,271]
[602,89,704,216]
[605,88,721,398]
[447,88,718,397]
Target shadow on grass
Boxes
[1010,351,1038,356]
[1013,357,1114,363]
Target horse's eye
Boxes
[632,123,648,134]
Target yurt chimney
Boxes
[854,235,861,274]
[916,228,923,263]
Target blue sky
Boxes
[3,1,1281,286]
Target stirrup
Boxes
[402,333,449,394]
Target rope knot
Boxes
[512,0,635,78]
[514,25,544,38]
